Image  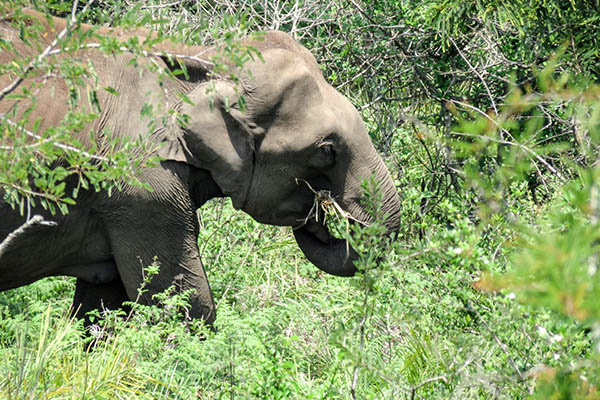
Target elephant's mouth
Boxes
[293,217,358,277]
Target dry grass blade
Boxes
[294,178,369,229]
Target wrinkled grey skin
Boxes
[0,12,401,325]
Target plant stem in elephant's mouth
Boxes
[293,178,368,234]
[292,191,355,245]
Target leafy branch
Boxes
[0,0,97,103]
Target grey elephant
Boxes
[0,10,401,325]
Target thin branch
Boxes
[0,115,109,162]
[351,285,370,400]
[46,44,216,71]
[448,99,505,132]
[451,130,565,181]
[0,0,96,103]
[410,375,448,400]
[0,215,57,258]
[4,183,65,204]
[449,37,497,115]
[347,0,443,101]
[141,1,182,9]
[467,301,527,384]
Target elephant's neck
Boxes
[188,167,225,208]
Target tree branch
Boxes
[0,0,96,103]
[0,114,109,162]
[0,215,57,259]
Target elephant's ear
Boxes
[158,80,264,209]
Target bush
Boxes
[2,1,600,398]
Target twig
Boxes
[46,44,216,71]
[0,0,96,103]
[346,0,444,101]
[449,37,497,116]
[351,284,370,400]
[141,1,182,9]
[0,215,56,258]
[0,114,109,162]
[216,241,256,310]
[4,183,64,204]
[448,98,564,182]
[448,37,507,177]
[467,301,527,384]
[450,130,565,182]
[410,375,448,400]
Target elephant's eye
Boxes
[321,144,334,156]
[312,141,336,168]
[313,142,336,168]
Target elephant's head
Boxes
[160,32,401,276]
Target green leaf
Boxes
[176,92,195,106]
[104,86,120,96]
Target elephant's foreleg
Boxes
[72,277,130,328]
[101,169,217,328]
[106,223,217,327]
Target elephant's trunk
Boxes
[293,224,358,276]
[294,150,401,276]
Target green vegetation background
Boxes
[1,0,600,398]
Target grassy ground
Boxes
[0,181,592,398]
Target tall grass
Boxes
[0,304,170,399]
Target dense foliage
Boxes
[1,0,600,398]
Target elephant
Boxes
[0,10,401,326]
